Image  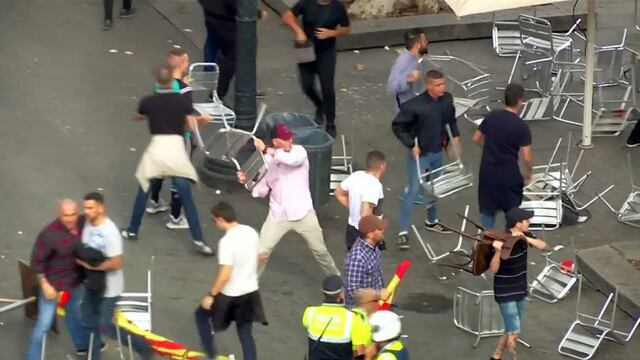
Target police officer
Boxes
[369,311,408,360]
[303,275,369,360]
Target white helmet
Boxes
[369,310,402,342]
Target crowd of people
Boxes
[28,1,609,359]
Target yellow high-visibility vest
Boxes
[302,303,368,346]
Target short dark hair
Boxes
[504,83,525,107]
[323,292,342,303]
[366,150,386,171]
[155,64,173,88]
[167,48,187,57]
[404,28,426,50]
[426,70,444,81]
[210,201,237,222]
[84,192,105,204]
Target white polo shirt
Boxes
[218,224,260,297]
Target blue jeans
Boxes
[398,151,443,233]
[82,295,153,360]
[204,29,220,66]
[127,177,204,242]
[26,288,86,360]
[194,306,256,360]
[497,299,527,334]
[481,212,497,229]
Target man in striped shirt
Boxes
[489,208,547,360]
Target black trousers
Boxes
[628,120,640,144]
[345,224,360,251]
[103,0,131,20]
[206,20,236,100]
[298,50,337,127]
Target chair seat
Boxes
[523,34,573,53]
[194,102,236,122]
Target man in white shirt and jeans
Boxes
[76,192,152,359]
[195,201,267,360]
[335,150,386,250]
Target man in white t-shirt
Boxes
[76,192,152,359]
[195,202,267,360]
[335,150,386,250]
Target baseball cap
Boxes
[322,275,344,295]
[505,208,534,228]
[271,123,293,141]
[358,215,390,235]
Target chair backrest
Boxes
[519,14,554,51]
[188,62,220,92]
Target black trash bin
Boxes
[294,127,335,207]
[257,112,318,139]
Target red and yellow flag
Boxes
[378,260,411,310]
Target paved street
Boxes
[1,0,639,359]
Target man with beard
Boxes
[387,29,429,108]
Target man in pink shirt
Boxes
[237,124,340,276]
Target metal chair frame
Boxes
[423,55,494,125]
[529,246,578,303]
[200,104,268,191]
[188,62,236,124]
[598,154,640,228]
[453,287,532,348]
[330,135,353,195]
[558,275,640,359]
[412,205,472,280]
[417,126,473,200]
[116,257,154,360]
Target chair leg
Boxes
[40,334,46,360]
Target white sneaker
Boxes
[146,200,170,214]
[166,215,190,229]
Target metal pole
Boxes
[234,0,258,131]
[0,296,35,314]
[581,0,596,149]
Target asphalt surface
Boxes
[1,1,639,359]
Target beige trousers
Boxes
[258,210,340,276]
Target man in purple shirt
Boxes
[26,199,88,360]
[387,28,429,108]
[237,123,340,276]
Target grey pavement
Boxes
[1,0,639,359]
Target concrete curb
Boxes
[576,242,640,317]
[262,0,588,51]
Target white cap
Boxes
[369,310,402,342]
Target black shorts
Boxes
[478,180,523,215]
[345,224,360,251]
[211,290,268,331]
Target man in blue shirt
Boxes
[344,215,390,308]
[387,28,429,108]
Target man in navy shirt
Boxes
[489,208,547,360]
[473,83,533,228]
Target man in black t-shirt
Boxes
[121,66,214,256]
[473,83,533,229]
[489,208,547,360]
[282,0,350,137]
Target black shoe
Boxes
[121,229,138,241]
[396,233,410,250]
[626,138,640,148]
[103,19,113,31]
[314,108,324,125]
[76,343,107,356]
[424,221,452,234]
[255,90,266,98]
[119,8,136,18]
[325,125,336,138]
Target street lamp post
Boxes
[234,0,258,130]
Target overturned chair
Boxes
[198,104,268,190]
[558,275,640,359]
[529,244,578,303]
[412,205,473,280]
[598,154,640,228]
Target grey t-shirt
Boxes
[82,218,124,298]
